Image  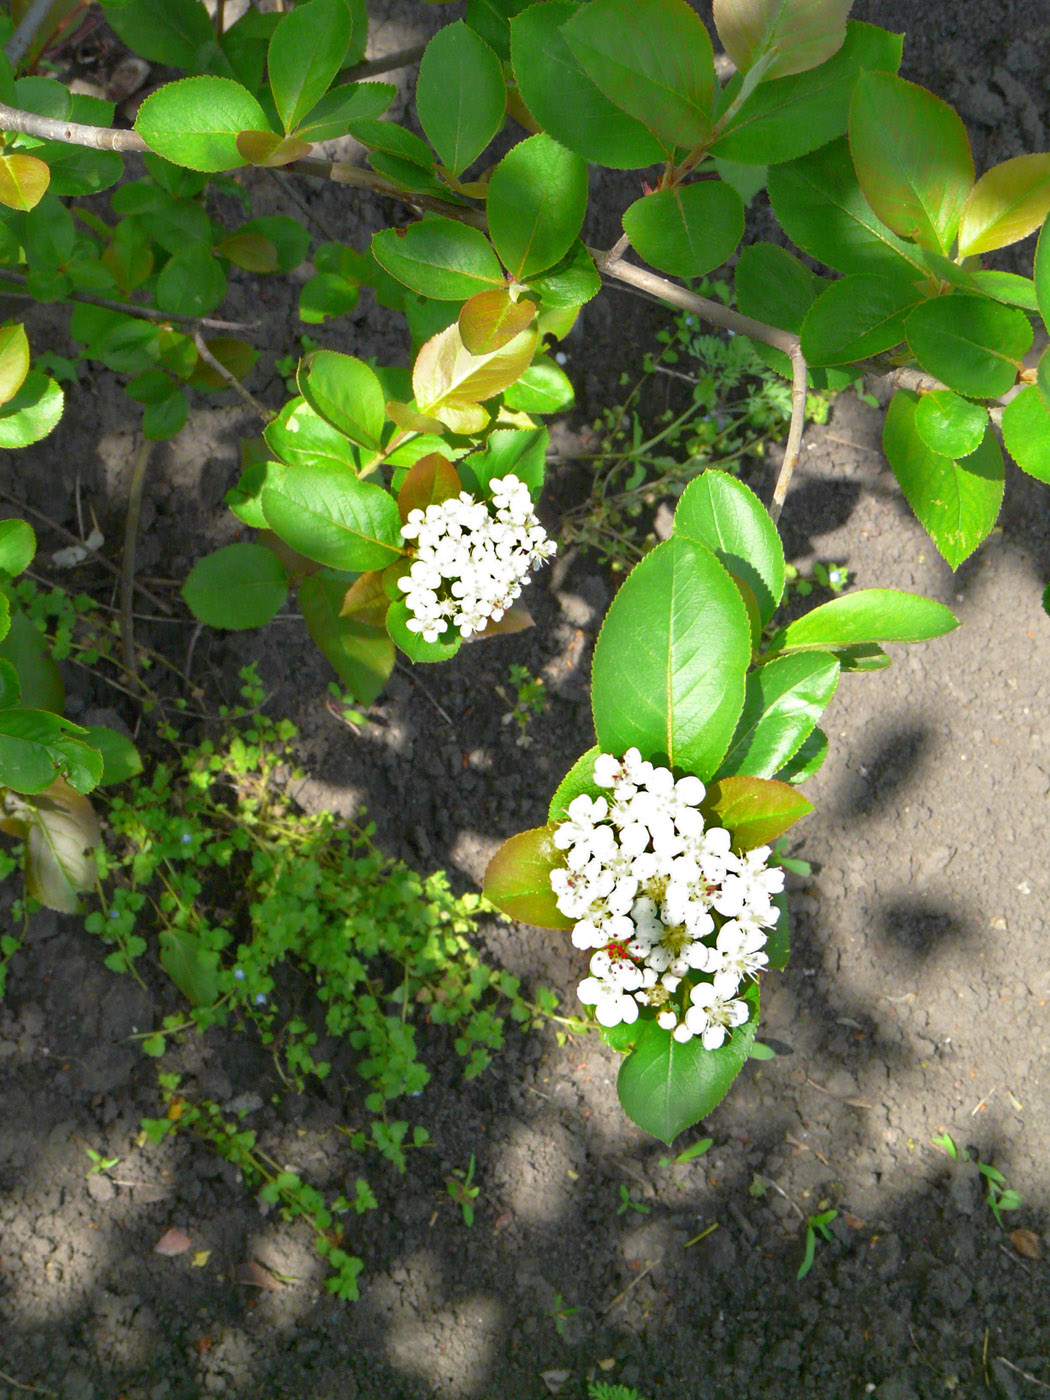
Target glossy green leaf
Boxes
[673,471,785,625]
[0,519,35,579]
[966,270,1038,311]
[958,154,1050,257]
[715,652,840,779]
[617,985,758,1144]
[0,612,64,712]
[775,725,828,785]
[526,240,601,308]
[292,82,396,142]
[262,465,405,572]
[849,72,973,254]
[136,77,270,172]
[770,587,958,654]
[547,747,603,823]
[0,659,19,708]
[905,295,1030,400]
[465,0,529,60]
[385,597,462,663]
[711,21,902,167]
[483,824,573,929]
[487,134,588,280]
[713,0,851,79]
[268,0,352,134]
[372,218,505,302]
[800,271,919,366]
[416,20,505,176]
[1035,217,1050,330]
[182,543,290,629]
[913,390,988,459]
[298,351,386,451]
[702,775,814,848]
[0,371,63,449]
[734,242,819,378]
[347,117,436,171]
[264,398,358,471]
[591,535,752,777]
[502,355,574,412]
[0,710,88,795]
[884,393,1004,569]
[299,569,394,706]
[622,182,744,279]
[561,0,714,150]
[768,137,925,277]
[462,427,549,499]
[103,0,213,67]
[1001,385,1050,484]
[510,0,664,169]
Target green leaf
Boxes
[967,270,1038,311]
[561,0,714,150]
[715,652,840,779]
[711,21,902,168]
[182,543,290,629]
[385,597,462,662]
[142,386,188,441]
[81,726,143,786]
[416,20,505,176]
[236,216,310,272]
[734,242,819,378]
[591,535,752,777]
[268,0,352,134]
[525,240,601,308]
[1001,385,1050,484]
[483,824,573,929]
[0,710,87,794]
[510,0,664,169]
[412,321,538,430]
[0,371,63,449]
[770,587,958,654]
[160,927,220,1008]
[702,775,814,848]
[775,725,828,784]
[849,72,973,255]
[292,82,396,142]
[913,390,988,459]
[155,245,226,317]
[713,0,851,79]
[958,154,1050,257]
[487,133,588,280]
[673,471,785,625]
[0,612,64,711]
[461,426,549,498]
[0,153,49,211]
[0,658,19,708]
[347,117,436,171]
[883,395,1004,570]
[371,218,505,301]
[262,465,405,572]
[1036,218,1050,330]
[547,746,603,823]
[905,295,1030,399]
[0,519,35,579]
[264,397,358,471]
[135,77,269,172]
[617,986,758,1144]
[767,136,924,277]
[299,569,394,706]
[502,354,574,412]
[298,351,386,451]
[622,182,744,279]
[799,272,919,366]
[103,0,213,67]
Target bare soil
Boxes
[2,5,1050,1399]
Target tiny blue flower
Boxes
[109,908,120,919]
[254,992,267,1005]
[233,968,246,981]
[180,833,192,845]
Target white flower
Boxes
[683,984,750,1050]
[577,973,640,1027]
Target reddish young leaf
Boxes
[396,453,462,523]
[701,775,814,850]
[458,290,536,356]
[483,825,573,929]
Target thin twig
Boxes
[395,661,454,726]
[995,1357,1050,1392]
[0,1365,56,1396]
[4,0,57,68]
[0,269,255,331]
[265,167,340,245]
[192,329,273,421]
[0,487,173,613]
[120,438,151,680]
[602,1261,655,1314]
[770,340,809,525]
[343,42,427,82]
[286,155,485,227]
[0,99,147,150]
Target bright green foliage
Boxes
[486,134,588,280]
[622,183,744,279]
[135,77,270,172]
[181,543,290,629]
[416,21,505,177]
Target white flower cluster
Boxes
[398,474,556,643]
[550,749,785,1049]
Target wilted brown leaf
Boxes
[154,1227,192,1256]
[1010,1228,1042,1259]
